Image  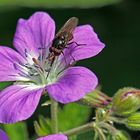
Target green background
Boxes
[0,0,140,139]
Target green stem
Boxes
[109,116,126,124]
[51,98,58,133]
[95,127,106,140]
[93,130,99,140]
[98,122,117,136]
[63,122,94,136]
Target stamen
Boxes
[38,55,41,61]
[29,72,39,76]
[38,47,46,63]
[45,68,51,72]
[8,74,19,77]
[18,72,29,77]
[24,64,33,69]
[32,58,44,72]
[13,63,17,70]
[13,48,56,85]
[24,49,28,57]
[32,58,39,65]
[38,47,45,50]
[34,72,39,76]
[14,62,29,72]
[34,65,40,69]
[46,72,50,79]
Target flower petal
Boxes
[36,134,68,140]
[0,84,43,123]
[0,46,27,82]
[0,129,9,140]
[13,12,55,58]
[46,66,98,104]
[60,25,105,65]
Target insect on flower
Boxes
[47,17,84,67]
[0,12,105,124]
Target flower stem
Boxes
[63,122,93,136]
[98,122,117,136]
[109,116,126,124]
[51,98,58,133]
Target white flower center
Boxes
[14,49,64,86]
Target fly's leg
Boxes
[67,41,86,62]
[46,52,55,66]
[61,51,68,66]
[61,51,75,67]
[67,41,86,47]
[70,54,76,63]
[46,53,56,78]
[57,51,76,75]
[50,56,55,67]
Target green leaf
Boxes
[3,122,29,140]
[0,0,122,9]
[69,136,77,140]
[34,115,52,136]
[34,103,90,138]
[39,115,51,133]
[34,121,45,136]
[77,131,94,140]
[0,82,12,90]
[58,103,91,131]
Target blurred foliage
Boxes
[3,122,29,140]
[58,103,91,140]
[0,0,122,9]
[77,131,94,140]
[34,115,52,136]
[58,103,91,131]
[34,103,91,139]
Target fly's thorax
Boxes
[49,47,62,56]
[52,34,67,49]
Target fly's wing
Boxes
[56,17,79,39]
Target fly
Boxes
[47,17,79,66]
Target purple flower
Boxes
[0,12,105,123]
[0,129,9,140]
[36,134,67,140]
[0,129,67,140]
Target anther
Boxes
[18,72,28,77]
[13,63,17,70]
[38,47,45,50]
[24,64,32,69]
[24,49,28,57]
[32,58,39,65]
[29,72,39,76]
[45,68,51,72]
[38,55,41,61]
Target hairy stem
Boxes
[98,122,117,136]
[51,98,58,133]
[63,122,94,136]
[95,127,106,140]
[109,116,126,124]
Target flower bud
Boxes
[112,130,130,140]
[125,112,140,130]
[80,89,112,108]
[112,87,140,116]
